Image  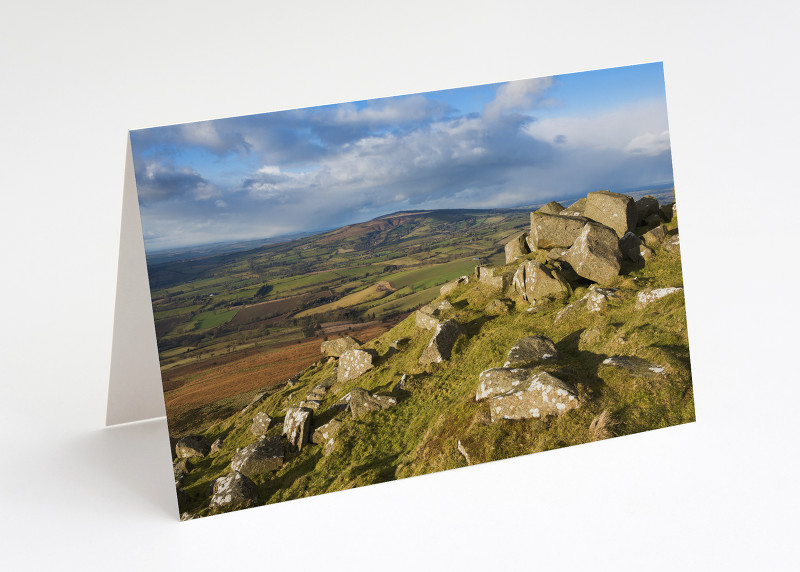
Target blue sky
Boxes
[131,62,673,251]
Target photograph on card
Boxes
[130,61,694,519]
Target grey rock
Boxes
[529,212,588,249]
[513,260,571,302]
[210,436,225,454]
[485,299,512,314]
[457,440,472,465]
[311,418,344,445]
[559,198,586,217]
[619,231,643,262]
[585,286,618,312]
[536,201,566,215]
[635,287,683,309]
[306,384,328,401]
[440,275,469,295]
[321,336,361,357]
[299,400,322,410]
[250,412,274,437]
[208,471,258,513]
[642,224,668,248]
[639,244,654,261]
[565,222,622,284]
[660,203,674,222]
[173,458,193,479]
[504,231,531,264]
[662,233,681,253]
[504,336,559,368]
[394,373,412,392]
[644,213,662,227]
[635,196,660,226]
[415,310,441,330]
[584,190,636,238]
[349,388,397,420]
[282,406,313,451]
[180,512,199,521]
[240,391,269,415]
[475,266,507,290]
[475,367,533,401]
[486,371,579,422]
[231,435,284,476]
[419,319,463,365]
[175,435,211,459]
[337,349,375,382]
[600,355,667,377]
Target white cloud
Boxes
[625,130,671,156]
[484,77,554,119]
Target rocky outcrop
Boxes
[642,224,668,249]
[529,212,588,249]
[565,222,622,284]
[585,286,618,312]
[349,388,397,419]
[619,231,643,262]
[299,400,322,410]
[635,287,683,309]
[584,190,636,238]
[306,384,328,401]
[440,275,469,295]
[513,260,571,302]
[250,412,274,437]
[475,266,507,290]
[208,471,258,513]
[337,349,375,382]
[283,406,313,451]
[484,371,579,423]
[231,435,284,476]
[175,435,211,459]
[536,201,565,214]
[504,336,559,368]
[662,234,680,253]
[415,310,440,330]
[475,367,533,401]
[321,336,361,357]
[419,319,463,364]
[504,232,531,264]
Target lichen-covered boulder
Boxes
[173,458,193,479]
[420,299,453,316]
[311,418,344,445]
[584,190,636,238]
[415,310,440,330]
[600,355,666,377]
[306,384,328,401]
[299,400,322,410]
[635,196,660,226]
[321,336,361,357]
[642,224,668,248]
[208,471,258,513]
[485,299,512,314]
[231,435,284,476]
[486,372,579,422]
[475,266,507,290]
[504,231,531,264]
[348,388,397,419]
[635,287,683,309]
[240,391,269,415]
[175,435,211,459]
[283,406,313,451]
[536,201,565,215]
[250,412,274,437]
[475,367,533,401]
[565,222,622,284]
[585,286,618,312]
[662,234,681,253]
[419,319,464,365]
[559,198,586,217]
[504,336,559,368]
[619,231,643,262]
[440,275,469,295]
[337,349,375,382]
[210,436,225,454]
[529,212,588,249]
[513,260,571,302]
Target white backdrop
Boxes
[1,1,798,570]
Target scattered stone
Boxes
[529,212,588,249]
[660,203,674,222]
[504,336,559,368]
[565,222,622,284]
[391,338,410,350]
[485,299,511,314]
[419,319,464,365]
[306,385,328,401]
[635,287,683,309]
[210,436,225,454]
[231,435,284,476]
[642,224,668,248]
[585,286,618,312]
[504,231,531,264]
[415,309,441,330]
[639,244,654,262]
[250,412,274,437]
[584,190,636,238]
[513,260,571,302]
[394,373,412,392]
[299,400,322,410]
[208,471,258,513]
[619,231,643,262]
[180,512,199,521]
[457,440,472,465]
[600,356,667,376]
[559,198,586,217]
[487,371,579,422]
[421,299,454,315]
[662,234,681,253]
[173,458,193,479]
[240,391,269,415]
[440,275,469,295]
[337,349,375,382]
[175,435,211,459]
[475,266,507,290]
[323,438,337,456]
[321,336,361,357]
[312,418,344,445]
[475,367,533,401]
[635,196,661,225]
[349,388,397,419]
[283,406,313,451]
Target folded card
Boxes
[110,62,694,519]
